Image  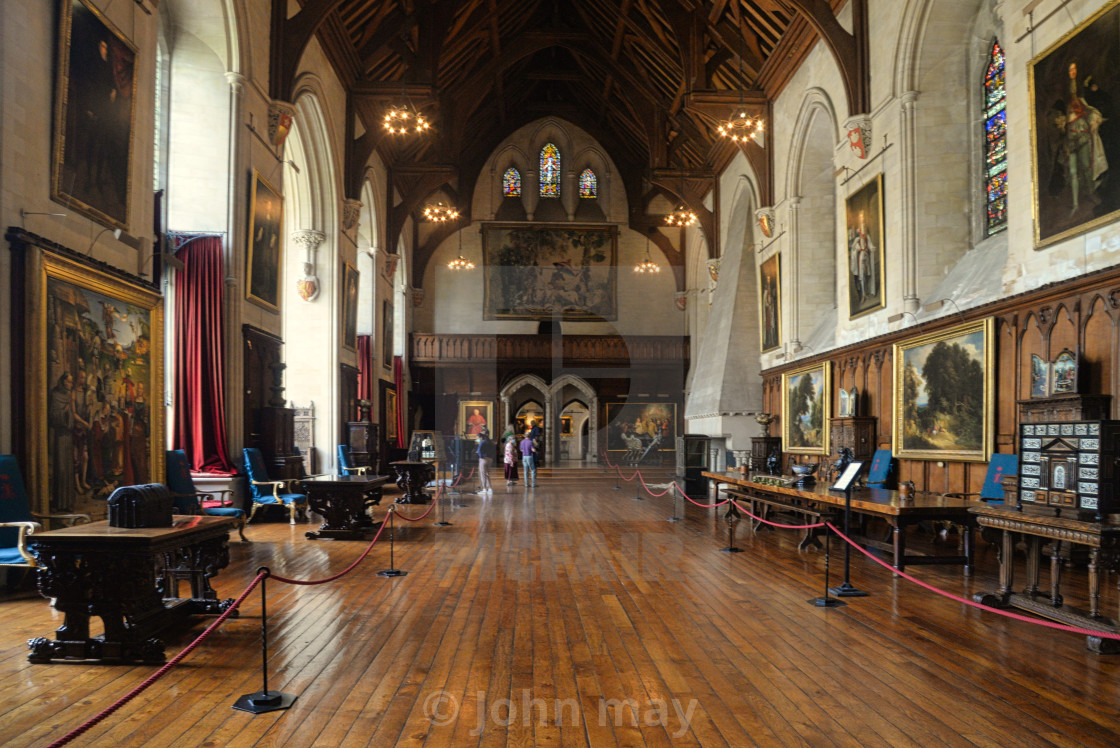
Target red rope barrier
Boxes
[602,451,618,469]
[682,493,729,509]
[46,572,267,748]
[270,517,389,586]
[730,499,825,530]
[396,483,442,522]
[615,464,640,483]
[636,471,680,498]
[826,522,1120,641]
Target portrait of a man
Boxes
[53,0,137,229]
[845,175,885,319]
[247,171,283,311]
[341,262,359,352]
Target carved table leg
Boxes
[1050,542,1064,607]
[1088,546,1101,619]
[1024,535,1041,596]
[998,529,1015,599]
[892,521,905,573]
[962,522,973,577]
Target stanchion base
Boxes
[829,582,869,598]
[612,486,621,491]
[434,521,452,527]
[454,503,468,508]
[667,517,681,522]
[719,547,744,553]
[377,569,408,577]
[232,690,298,714]
[808,596,847,608]
[631,496,644,501]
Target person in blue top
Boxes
[519,432,538,487]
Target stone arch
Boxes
[550,374,598,459]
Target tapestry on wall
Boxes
[26,245,164,519]
[52,0,138,230]
[482,224,617,320]
[845,174,885,319]
[1031,0,1120,248]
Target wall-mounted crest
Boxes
[845,115,872,160]
[755,207,775,238]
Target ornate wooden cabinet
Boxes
[829,417,876,461]
[1019,394,1111,423]
[348,421,380,471]
[749,436,781,472]
[1018,420,1120,520]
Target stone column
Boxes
[292,229,326,302]
[787,196,802,350]
[899,90,921,314]
[224,72,248,459]
[564,169,577,220]
[525,170,538,221]
[588,397,599,461]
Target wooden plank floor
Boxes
[2,470,1120,747]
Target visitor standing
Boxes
[520,432,538,487]
[504,435,520,485]
[476,428,495,494]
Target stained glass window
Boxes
[983,39,1007,234]
[503,167,521,197]
[579,168,597,198]
[539,143,560,198]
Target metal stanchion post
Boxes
[719,501,743,553]
[830,487,868,597]
[612,465,621,491]
[435,487,451,527]
[377,508,407,577]
[809,526,846,608]
[632,471,644,501]
[667,484,683,522]
[233,568,298,713]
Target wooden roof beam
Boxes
[780,0,869,115]
[269,0,348,101]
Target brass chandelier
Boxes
[716,34,765,145]
[447,224,474,271]
[634,235,660,274]
[422,201,460,223]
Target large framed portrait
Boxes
[459,400,494,440]
[759,253,781,352]
[382,299,393,369]
[383,384,398,444]
[845,174,885,319]
[23,244,164,519]
[605,402,676,453]
[52,0,138,230]
[782,364,830,455]
[892,318,994,461]
[482,224,617,320]
[1030,1,1120,248]
[246,170,283,311]
[341,261,359,353]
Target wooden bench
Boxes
[725,488,837,550]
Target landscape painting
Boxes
[893,318,993,461]
[482,225,617,320]
[782,364,829,455]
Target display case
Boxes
[1018,421,1120,520]
[675,435,711,499]
[407,430,445,465]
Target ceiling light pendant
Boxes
[717,108,765,144]
[447,223,474,271]
[382,86,431,136]
[423,201,460,222]
[665,206,697,227]
[635,236,660,274]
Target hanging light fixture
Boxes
[716,32,765,144]
[635,233,660,274]
[422,201,460,223]
[447,223,474,271]
[382,83,431,136]
[665,173,697,227]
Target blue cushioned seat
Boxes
[1,454,91,572]
[165,450,247,541]
[243,448,308,525]
[338,445,371,476]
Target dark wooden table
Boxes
[301,474,390,540]
[27,516,236,664]
[390,461,436,504]
[705,471,977,573]
[970,504,1120,653]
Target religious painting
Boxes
[782,364,830,455]
[246,171,283,311]
[482,224,617,321]
[382,299,393,369]
[384,386,398,444]
[561,416,573,435]
[1030,1,1120,248]
[341,261,359,353]
[1030,353,1050,398]
[892,318,994,462]
[52,0,138,230]
[758,254,781,352]
[845,174,885,319]
[1051,349,1079,394]
[605,403,677,453]
[26,246,164,519]
[458,401,494,441]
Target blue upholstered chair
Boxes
[865,449,897,489]
[1,455,90,571]
[165,450,247,541]
[338,445,371,476]
[243,448,308,524]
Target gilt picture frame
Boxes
[782,364,830,455]
[759,253,781,352]
[246,170,283,312]
[892,318,994,461]
[845,174,885,319]
[341,261,359,353]
[52,0,138,231]
[25,244,164,519]
[459,400,494,441]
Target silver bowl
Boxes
[791,463,818,477]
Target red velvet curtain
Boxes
[357,335,372,419]
[173,236,234,473]
[393,355,406,448]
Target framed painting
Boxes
[849,387,860,417]
[759,253,781,352]
[782,364,830,455]
[838,388,850,418]
[846,174,885,319]
[892,318,994,461]
[384,386,398,444]
[459,401,494,440]
[382,300,393,369]
[1030,1,1120,248]
[561,416,573,435]
[52,0,138,230]
[1030,353,1050,398]
[482,224,618,320]
[605,402,677,453]
[341,261,359,353]
[25,245,164,519]
[1051,349,1079,394]
[246,170,283,311]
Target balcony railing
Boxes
[410,333,689,365]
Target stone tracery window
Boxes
[539,143,560,198]
[983,39,1007,235]
[503,167,521,197]
[578,168,597,198]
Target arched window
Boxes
[578,168,597,198]
[983,39,1007,235]
[503,167,521,197]
[539,143,560,197]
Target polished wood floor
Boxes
[3,469,1120,747]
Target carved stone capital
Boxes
[844,114,872,159]
[269,100,296,147]
[291,229,326,253]
[291,230,325,303]
[341,199,362,232]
